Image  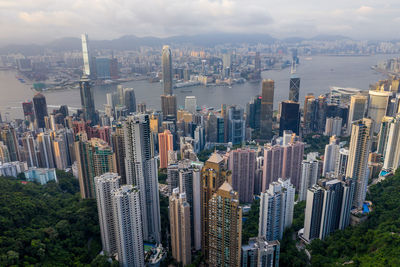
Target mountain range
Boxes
[0,33,352,55]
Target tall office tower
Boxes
[347,94,367,134]
[185,96,197,114]
[123,114,161,243]
[259,178,295,241]
[377,116,393,155]
[79,76,97,125]
[94,173,120,255]
[161,94,177,119]
[22,100,35,124]
[33,93,48,129]
[324,117,342,137]
[169,189,192,265]
[137,102,146,113]
[334,148,349,178]
[36,132,55,169]
[302,179,355,243]
[382,115,400,171]
[123,88,136,113]
[281,140,304,190]
[279,100,300,136]
[206,113,217,142]
[246,95,262,131]
[112,185,144,267]
[21,134,38,167]
[81,33,93,77]
[111,123,126,184]
[299,159,319,201]
[303,94,316,134]
[208,182,242,267]
[75,135,117,199]
[289,75,300,102]
[254,156,264,195]
[228,148,256,203]
[262,144,283,192]
[346,118,372,208]
[260,79,274,140]
[162,45,173,95]
[254,51,261,80]
[201,152,227,259]
[241,237,280,267]
[53,136,68,170]
[158,129,173,169]
[227,105,246,145]
[322,136,340,176]
[167,163,179,195]
[0,141,10,163]
[368,90,391,133]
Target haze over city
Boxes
[1,0,400,45]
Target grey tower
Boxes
[162,45,173,95]
[289,75,300,102]
[79,75,97,125]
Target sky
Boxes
[1,0,400,45]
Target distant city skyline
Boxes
[1,0,400,45]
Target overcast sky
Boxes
[1,0,400,45]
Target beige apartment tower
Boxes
[169,188,192,265]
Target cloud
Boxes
[0,0,399,45]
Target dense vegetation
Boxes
[279,201,309,267]
[241,198,260,244]
[303,134,330,155]
[309,170,400,266]
[0,171,111,266]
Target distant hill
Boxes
[0,33,353,55]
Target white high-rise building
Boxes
[81,33,92,77]
[299,159,319,201]
[259,178,295,241]
[322,136,339,177]
[347,94,367,135]
[123,114,161,243]
[95,173,120,255]
[37,132,55,169]
[112,185,144,267]
[334,148,349,178]
[185,96,197,114]
[383,115,400,171]
[346,118,372,208]
[368,90,391,133]
[324,117,342,137]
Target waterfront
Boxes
[0,54,397,120]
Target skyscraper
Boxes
[289,75,300,102]
[79,75,97,125]
[81,33,92,77]
[368,90,391,133]
[111,122,126,184]
[377,116,393,155]
[123,88,136,114]
[259,178,295,241]
[324,117,342,137]
[382,115,400,171]
[246,95,262,131]
[208,182,242,267]
[281,140,304,190]
[262,144,283,192]
[75,134,117,199]
[228,148,256,203]
[302,179,355,243]
[112,185,144,267]
[33,93,48,129]
[123,114,161,243]
[201,152,227,260]
[260,79,274,139]
[279,100,300,136]
[346,118,372,208]
[241,237,280,267]
[21,133,38,167]
[162,45,173,95]
[185,96,197,114]
[161,94,177,120]
[322,136,339,176]
[347,94,367,134]
[334,148,349,179]
[158,129,174,169]
[95,173,120,255]
[299,159,319,201]
[37,132,55,169]
[22,100,35,124]
[169,188,192,265]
